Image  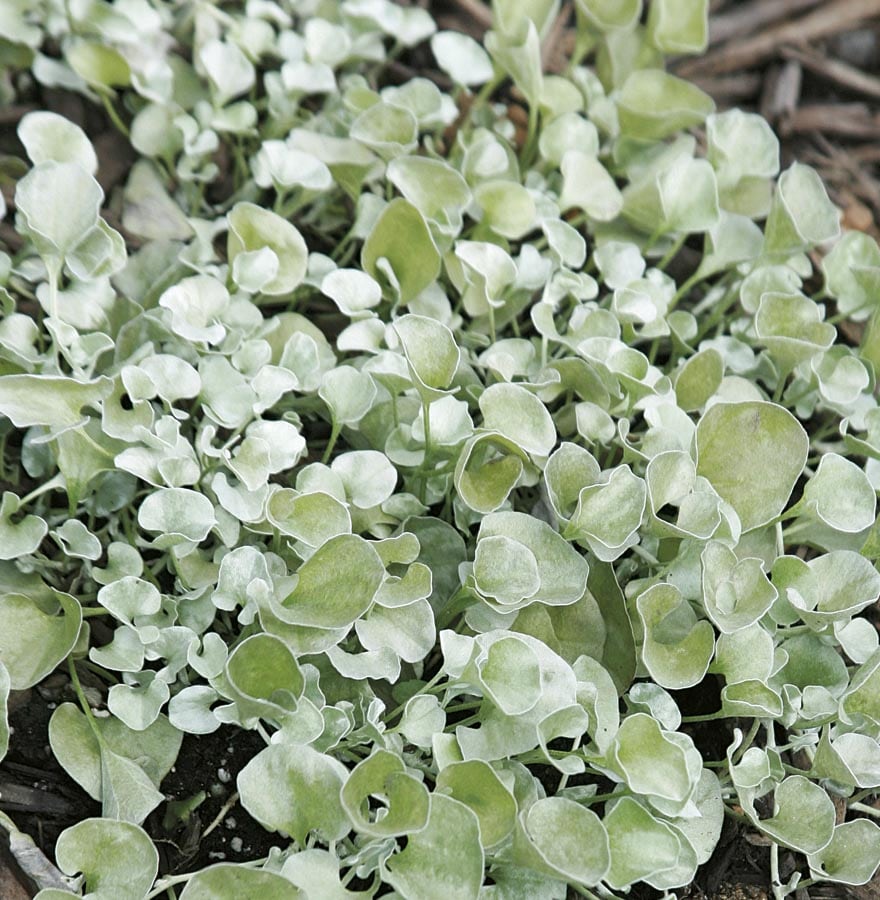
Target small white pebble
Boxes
[208,851,226,860]
[230,837,243,853]
[217,768,231,783]
[224,817,236,829]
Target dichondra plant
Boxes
[0,0,879,898]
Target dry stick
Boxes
[447,0,493,35]
[811,132,880,212]
[781,102,880,139]
[679,0,880,77]
[689,72,763,103]
[708,0,823,45]
[781,43,880,100]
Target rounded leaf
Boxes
[18,111,98,174]
[341,749,430,837]
[180,864,304,900]
[696,401,808,532]
[53,819,158,900]
[383,793,483,900]
[227,202,308,295]
[435,760,517,848]
[431,31,493,86]
[137,488,215,549]
[237,744,349,845]
[362,199,440,303]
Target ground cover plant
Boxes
[0,0,879,897]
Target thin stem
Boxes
[657,233,687,271]
[68,657,102,737]
[18,472,65,507]
[321,419,342,464]
[850,801,880,819]
[201,791,240,840]
[384,668,446,723]
[100,91,130,138]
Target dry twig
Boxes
[679,0,880,76]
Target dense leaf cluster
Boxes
[1,0,880,897]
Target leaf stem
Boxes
[17,472,65,507]
[657,233,687,271]
[321,419,342,464]
[100,91,130,138]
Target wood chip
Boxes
[709,0,823,46]
[689,73,763,103]
[781,43,880,100]
[781,102,880,139]
[678,0,880,77]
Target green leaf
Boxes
[802,452,876,534]
[764,162,840,256]
[267,489,351,546]
[479,382,556,457]
[476,634,542,715]
[647,0,708,53]
[383,793,484,900]
[198,38,254,104]
[0,491,48,560]
[636,583,715,689]
[565,465,647,561]
[474,180,537,240]
[0,591,81,689]
[107,671,169,732]
[515,797,610,885]
[617,69,714,141]
[701,541,777,633]
[754,291,835,370]
[351,102,418,158]
[695,401,808,531]
[50,819,157,900]
[66,38,130,87]
[278,534,384,628]
[18,111,97,174]
[823,230,880,320]
[674,348,723,411]
[227,202,308,296]
[341,749,430,837]
[224,633,304,724]
[431,31,493,87]
[393,313,460,402]
[137,487,215,550]
[435,760,517,848]
[362,200,440,304]
[575,0,641,31]
[559,151,623,222]
[0,374,111,433]
[179,864,304,900]
[238,743,349,845]
[485,23,543,108]
[455,433,527,514]
[477,511,590,609]
[605,713,699,816]
[808,819,880,886]
[281,849,373,900]
[16,161,103,266]
[604,796,683,890]
[752,775,836,855]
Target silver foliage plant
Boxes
[1,0,880,897]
